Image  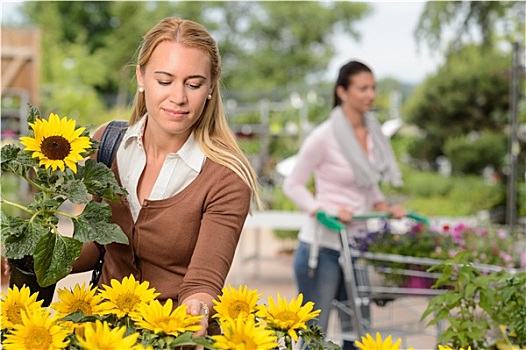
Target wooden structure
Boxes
[1,26,41,138]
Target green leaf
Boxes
[72,201,128,245]
[464,283,477,298]
[27,104,40,124]
[166,332,216,349]
[62,179,90,204]
[0,144,21,165]
[1,217,45,259]
[59,310,111,324]
[80,159,127,201]
[33,231,82,287]
[0,144,35,176]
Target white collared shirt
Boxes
[116,115,206,222]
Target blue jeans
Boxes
[294,241,357,350]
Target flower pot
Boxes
[8,258,56,307]
[404,275,434,290]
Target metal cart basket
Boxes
[316,211,448,346]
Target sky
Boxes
[1,1,442,85]
[327,1,442,84]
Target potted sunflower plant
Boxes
[0,106,128,305]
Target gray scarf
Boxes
[331,106,403,189]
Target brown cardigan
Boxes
[99,158,251,305]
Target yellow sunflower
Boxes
[75,320,143,350]
[19,113,91,173]
[97,274,160,318]
[255,292,320,341]
[131,298,202,336]
[438,346,472,350]
[51,283,107,317]
[2,308,70,350]
[213,284,262,321]
[50,282,109,333]
[212,316,278,350]
[355,332,413,350]
[0,284,44,329]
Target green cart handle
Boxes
[316,210,430,231]
[316,211,346,231]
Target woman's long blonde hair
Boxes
[129,17,261,207]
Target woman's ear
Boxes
[136,65,144,88]
[336,85,347,102]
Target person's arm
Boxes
[369,183,405,218]
[71,242,101,273]
[178,166,251,322]
[283,128,325,216]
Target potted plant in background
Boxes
[422,252,526,349]
[0,106,128,305]
[359,221,525,288]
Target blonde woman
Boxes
[73,17,260,336]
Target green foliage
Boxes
[519,182,526,217]
[422,253,526,348]
[401,171,454,198]
[20,1,372,107]
[403,45,511,170]
[219,1,371,95]
[388,171,505,217]
[414,1,521,51]
[443,131,507,175]
[448,177,505,213]
[39,84,106,126]
[405,135,443,171]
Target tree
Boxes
[414,1,521,51]
[20,1,372,110]
[403,45,512,173]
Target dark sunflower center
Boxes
[41,136,71,160]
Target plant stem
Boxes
[284,334,292,350]
[23,173,46,193]
[54,210,77,220]
[0,198,33,214]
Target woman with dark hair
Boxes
[283,60,405,349]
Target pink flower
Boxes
[451,230,463,244]
[501,253,512,264]
[497,229,507,239]
[453,222,466,233]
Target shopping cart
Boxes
[316,211,447,345]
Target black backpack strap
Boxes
[97,120,128,167]
[90,120,127,287]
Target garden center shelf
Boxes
[316,211,514,347]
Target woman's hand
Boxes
[3,257,10,277]
[374,201,406,219]
[388,204,406,219]
[182,292,213,348]
[337,208,354,223]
